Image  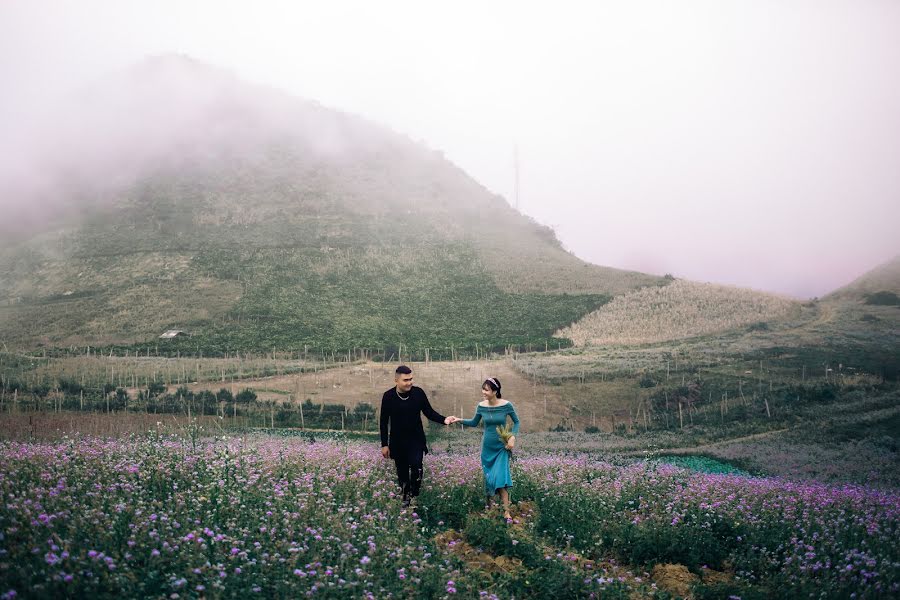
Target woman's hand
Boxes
[505,435,515,450]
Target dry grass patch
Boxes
[181,359,572,432]
[556,279,798,346]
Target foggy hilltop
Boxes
[1,54,897,355]
[2,54,421,236]
[0,54,659,353]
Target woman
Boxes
[459,377,520,520]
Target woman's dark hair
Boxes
[483,377,502,398]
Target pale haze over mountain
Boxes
[2,0,899,299]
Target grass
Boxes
[183,243,611,355]
[650,455,752,476]
[0,242,612,356]
[556,279,799,346]
[0,117,658,355]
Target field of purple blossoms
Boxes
[1,432,898,599]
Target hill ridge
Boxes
[0,55,660,353]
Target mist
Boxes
[2,0,898,298]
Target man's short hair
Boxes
[395,365,412,375]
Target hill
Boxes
[826,255,900,302]
[555,279,799,347]
[0,55,660,355]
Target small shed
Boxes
[159,329,190,339]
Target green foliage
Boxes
[115,388,129,405]
[864,290,900,306]
[504,559,633,599]
[180,243,610,355]
[234,388,257,403]
[463,513,542,568]
[653,455,752,476]
[270,399,374,430]
[612,520,737,570]
[30,383,51,398]
[57,378,85,396]
[817,411,900,448]
[639,375,657,388]
[0,142,647,353]
[692,581,770,600]
[779,382,838,403]
[529,467,748,571]
[416,479,484,530]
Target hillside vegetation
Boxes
[555,279,799,347]
[0,55,659,354]
[827,255,900,300]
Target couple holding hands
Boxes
[379,365,520,519]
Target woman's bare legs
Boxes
[498,488,511,519]
[485,489,512,519]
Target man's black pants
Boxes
[393,445,425,500]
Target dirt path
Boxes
[432,500,732,598]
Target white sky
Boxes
[2,0,899,298]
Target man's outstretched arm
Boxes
[420,392,448,424]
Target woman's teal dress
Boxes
[461,402,520,496]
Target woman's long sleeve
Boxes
[508,404,520,434]
[461,409,482,428]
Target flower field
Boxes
[1,433,898,599]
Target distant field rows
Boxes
[556,279,798,346]
[1,353,320,391]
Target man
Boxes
[380,365,457,505]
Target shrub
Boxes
[235,388,257,403]
[864,291,900,306]
[57,378,84,396]
[639,376,657,388]
[115,388,129,404]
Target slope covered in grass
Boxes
[0,55,659,353]
[555,279,798,347]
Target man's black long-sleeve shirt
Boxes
[380,386,445,453]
